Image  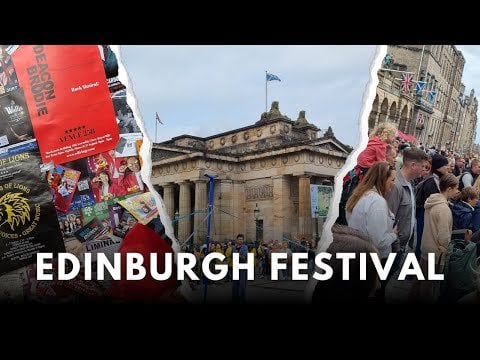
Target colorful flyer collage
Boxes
[0,45,153,293]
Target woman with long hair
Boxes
[346,161,398,260]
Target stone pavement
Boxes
[181,273,417,304]
[183,277,308,304]
[180,252,419,304]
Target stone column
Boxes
[298,175,312,239]
[232,181,246,239]
[178,181,191,242]
[162,183,175,223]
[219,179,233,242]
[272,175,288,242]
[193,179,208,244]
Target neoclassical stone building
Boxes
[150,102,351,244]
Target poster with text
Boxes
[0,45,19,94]
[310,184,333,218]
[12,45,119,164]
[0,150,65,275]
[0,88,34,149]
[47,164,81,212]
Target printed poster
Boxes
[0,149,65,275]
[310,184,333,218]
[12,45,119,164]
[98,45,125,93]
[118,192,158,225]
[47,164,81,212]
[111,89,141,134]
[60,158,96,211]
[0,88,34,149]
[115,133,142,157]
[0,45,19,94]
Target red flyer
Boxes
[12,45,119,164]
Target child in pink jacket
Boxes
[357,122,397,169]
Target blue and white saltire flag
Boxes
[427,90,437,103]
[266,72,281,82]
[415,81,426,95]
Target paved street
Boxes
[181,266,416,304]
[183,278,308,304]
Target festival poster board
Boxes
[12,45,119,164]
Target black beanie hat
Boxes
[431,154,449,171]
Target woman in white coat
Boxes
[346,161,398,302]
[346,161,398,260]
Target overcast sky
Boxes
[120,45,377,148]
[456,46,480,144]
[120,45,480,148]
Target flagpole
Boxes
[265,71,268,112]
[416,45,426,143]
[416,45,426,83]
[155,113,158,143]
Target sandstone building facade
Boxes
[369,45,477,153]
[150,102,350,244]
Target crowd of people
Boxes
[182,236,317,303]
[318,122,480,304]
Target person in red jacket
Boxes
[110,218,181,303]
[356,122,397,169]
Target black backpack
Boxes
[337,166,368,225]
[440,239,479,303]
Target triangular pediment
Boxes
[314,139,350,154]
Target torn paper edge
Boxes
[113,45,179,254]
[303,45,387,303]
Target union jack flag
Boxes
[401,72,413,92]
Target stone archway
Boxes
[407,107,415,134]
[398,105,408,132]
[378,98,388,123]
[388,101,397,123]
[369,94,379,130]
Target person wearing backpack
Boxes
[336,123,397,226]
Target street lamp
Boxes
[254,203,260,246]
[314,206,320,244]
[174,210,179,239]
